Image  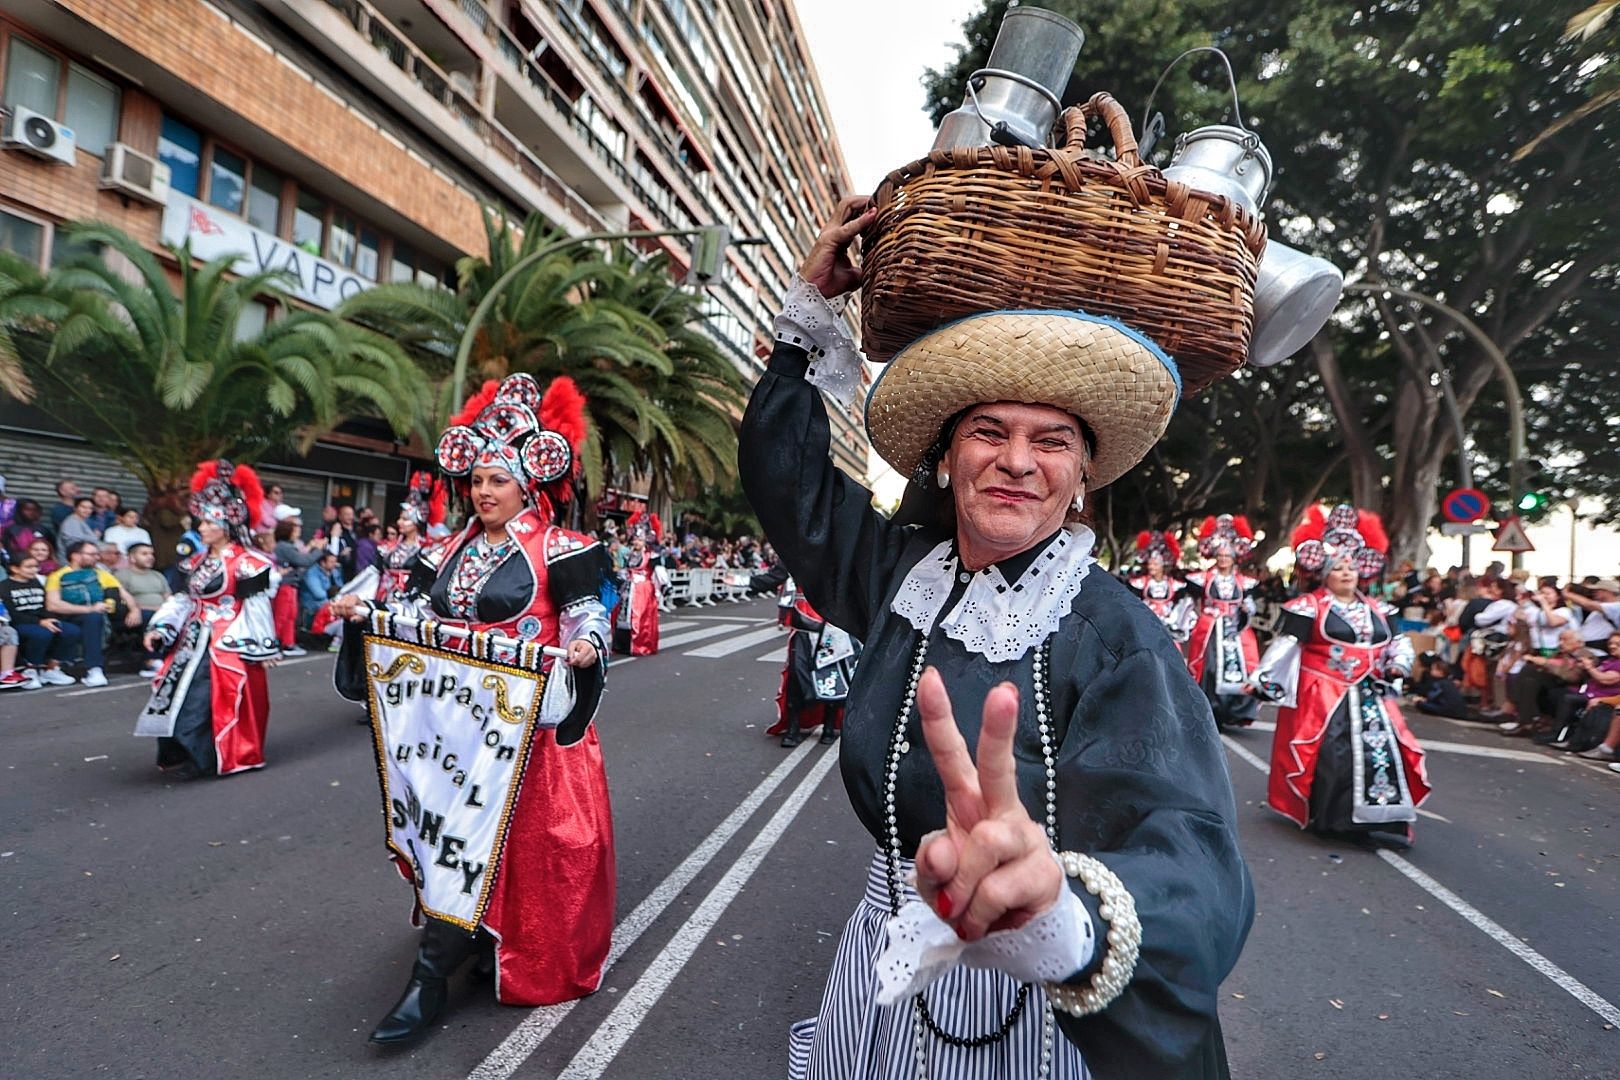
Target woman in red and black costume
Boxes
[375,470,446,610]
[767,586,861,748]
[1126,530,1193,644]
[1185,514,1262,729]
[135,461,280,778]
[615,510,662,655]
[1250,504,1430,846]
[334,373,618,1044]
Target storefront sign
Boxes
[161,193,371,310]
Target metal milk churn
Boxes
[931,6,1085,152]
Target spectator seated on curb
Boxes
[102,506,152,555]
[45,540,141,687]
[300,550,344,639]
[0,591,35,690]
[56,496,101,562]
[48,479,79,531]
[1409,653,1469,719]
[26,538,59,577]
[1498,627,1590,737]
[2,498,53,563]
[0,554,73,685]
[115,542,171,679]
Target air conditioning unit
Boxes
[99,142,172,205]
[2,105,76,164]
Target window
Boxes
[247,163,283,234]
[355,226,380,281]
[0,208,46,267]
[207,146,246,215]
[293,190,326,254]
[64,64,119,154]
[390,242,448,289]
[159,115,203,197]
[329,210,357,268]
[2,37,59,117]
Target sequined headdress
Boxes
[189,459,264,544]
[1291,503,1388,581]
[400,470,447,528]
[1197,514,1254,560]
[435,374,588,519]
[1135,529,1182,567]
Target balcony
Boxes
[268,0,614,234]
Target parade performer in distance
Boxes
[741,200,1251,1080]
[332,373,618,1044]
[768,586,860,748]
[1127,530,1194,643]
[373,471,444,609]
[614,512,662,655]
[135,461,280,779]
[1250,504,1429,846]
[1185,515,1262,729]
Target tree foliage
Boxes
[0,222,429,550]
[339,210,746,509]
[925,0,1620,564]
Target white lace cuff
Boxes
[772,273,863,409]
[874,887,1095,1006]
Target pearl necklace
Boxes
[883,633,1059,1080]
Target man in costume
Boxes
[1127,530,1194,644]
[1185,515,1262,729]
[136,461,280,778]
[741,198,1251,1080]
[332,374,617,1044]
[1250,504,1429,845]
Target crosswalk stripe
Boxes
[756,648,786,662]
[683,625,787,658]
[657,623,748,649]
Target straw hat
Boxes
[865,310,1181,490]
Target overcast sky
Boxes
[795,0,983,196]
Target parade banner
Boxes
[364,625,547,931]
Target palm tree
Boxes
[339,209,748,507]
[0,221,430,554]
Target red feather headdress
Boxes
[189,459,263,541]
[1291,503,1387,580]
[435,373,589,521]
[1197,513,1254,561]
[1135,529,1182,565]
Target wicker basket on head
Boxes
[859,92,1266,394]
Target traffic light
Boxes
[1515,490,1550,516]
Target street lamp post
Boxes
[449,226,756,415]
[1340,281,1527,568]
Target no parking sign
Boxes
[1441,487,1490,523]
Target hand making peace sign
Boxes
[913,668,1065,942]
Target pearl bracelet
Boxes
[1043,850,1142,1017]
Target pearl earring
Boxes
[1072,491,1085,514]
[936,470,950,490]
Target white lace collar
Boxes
[890,527,1096,662]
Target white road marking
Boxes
[756,647,787,662]
[1223,733,1620,1029]
[656,623,748,649]
[683,625,788,658]
[554,742,844,1080]
[1242,721,1562,765]
[671,613,777,623]
[54,655,327,696]
[465,740,821,1080]
[1376,850,1620,1028]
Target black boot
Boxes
[369,919,479,1045]
[819,707,842,745]
[780,707,803,748]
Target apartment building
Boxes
[0,0,867,522]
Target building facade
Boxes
[0,0,868,532]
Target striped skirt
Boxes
[788,852,1091,1080]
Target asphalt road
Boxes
[3,596,1617,1079]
